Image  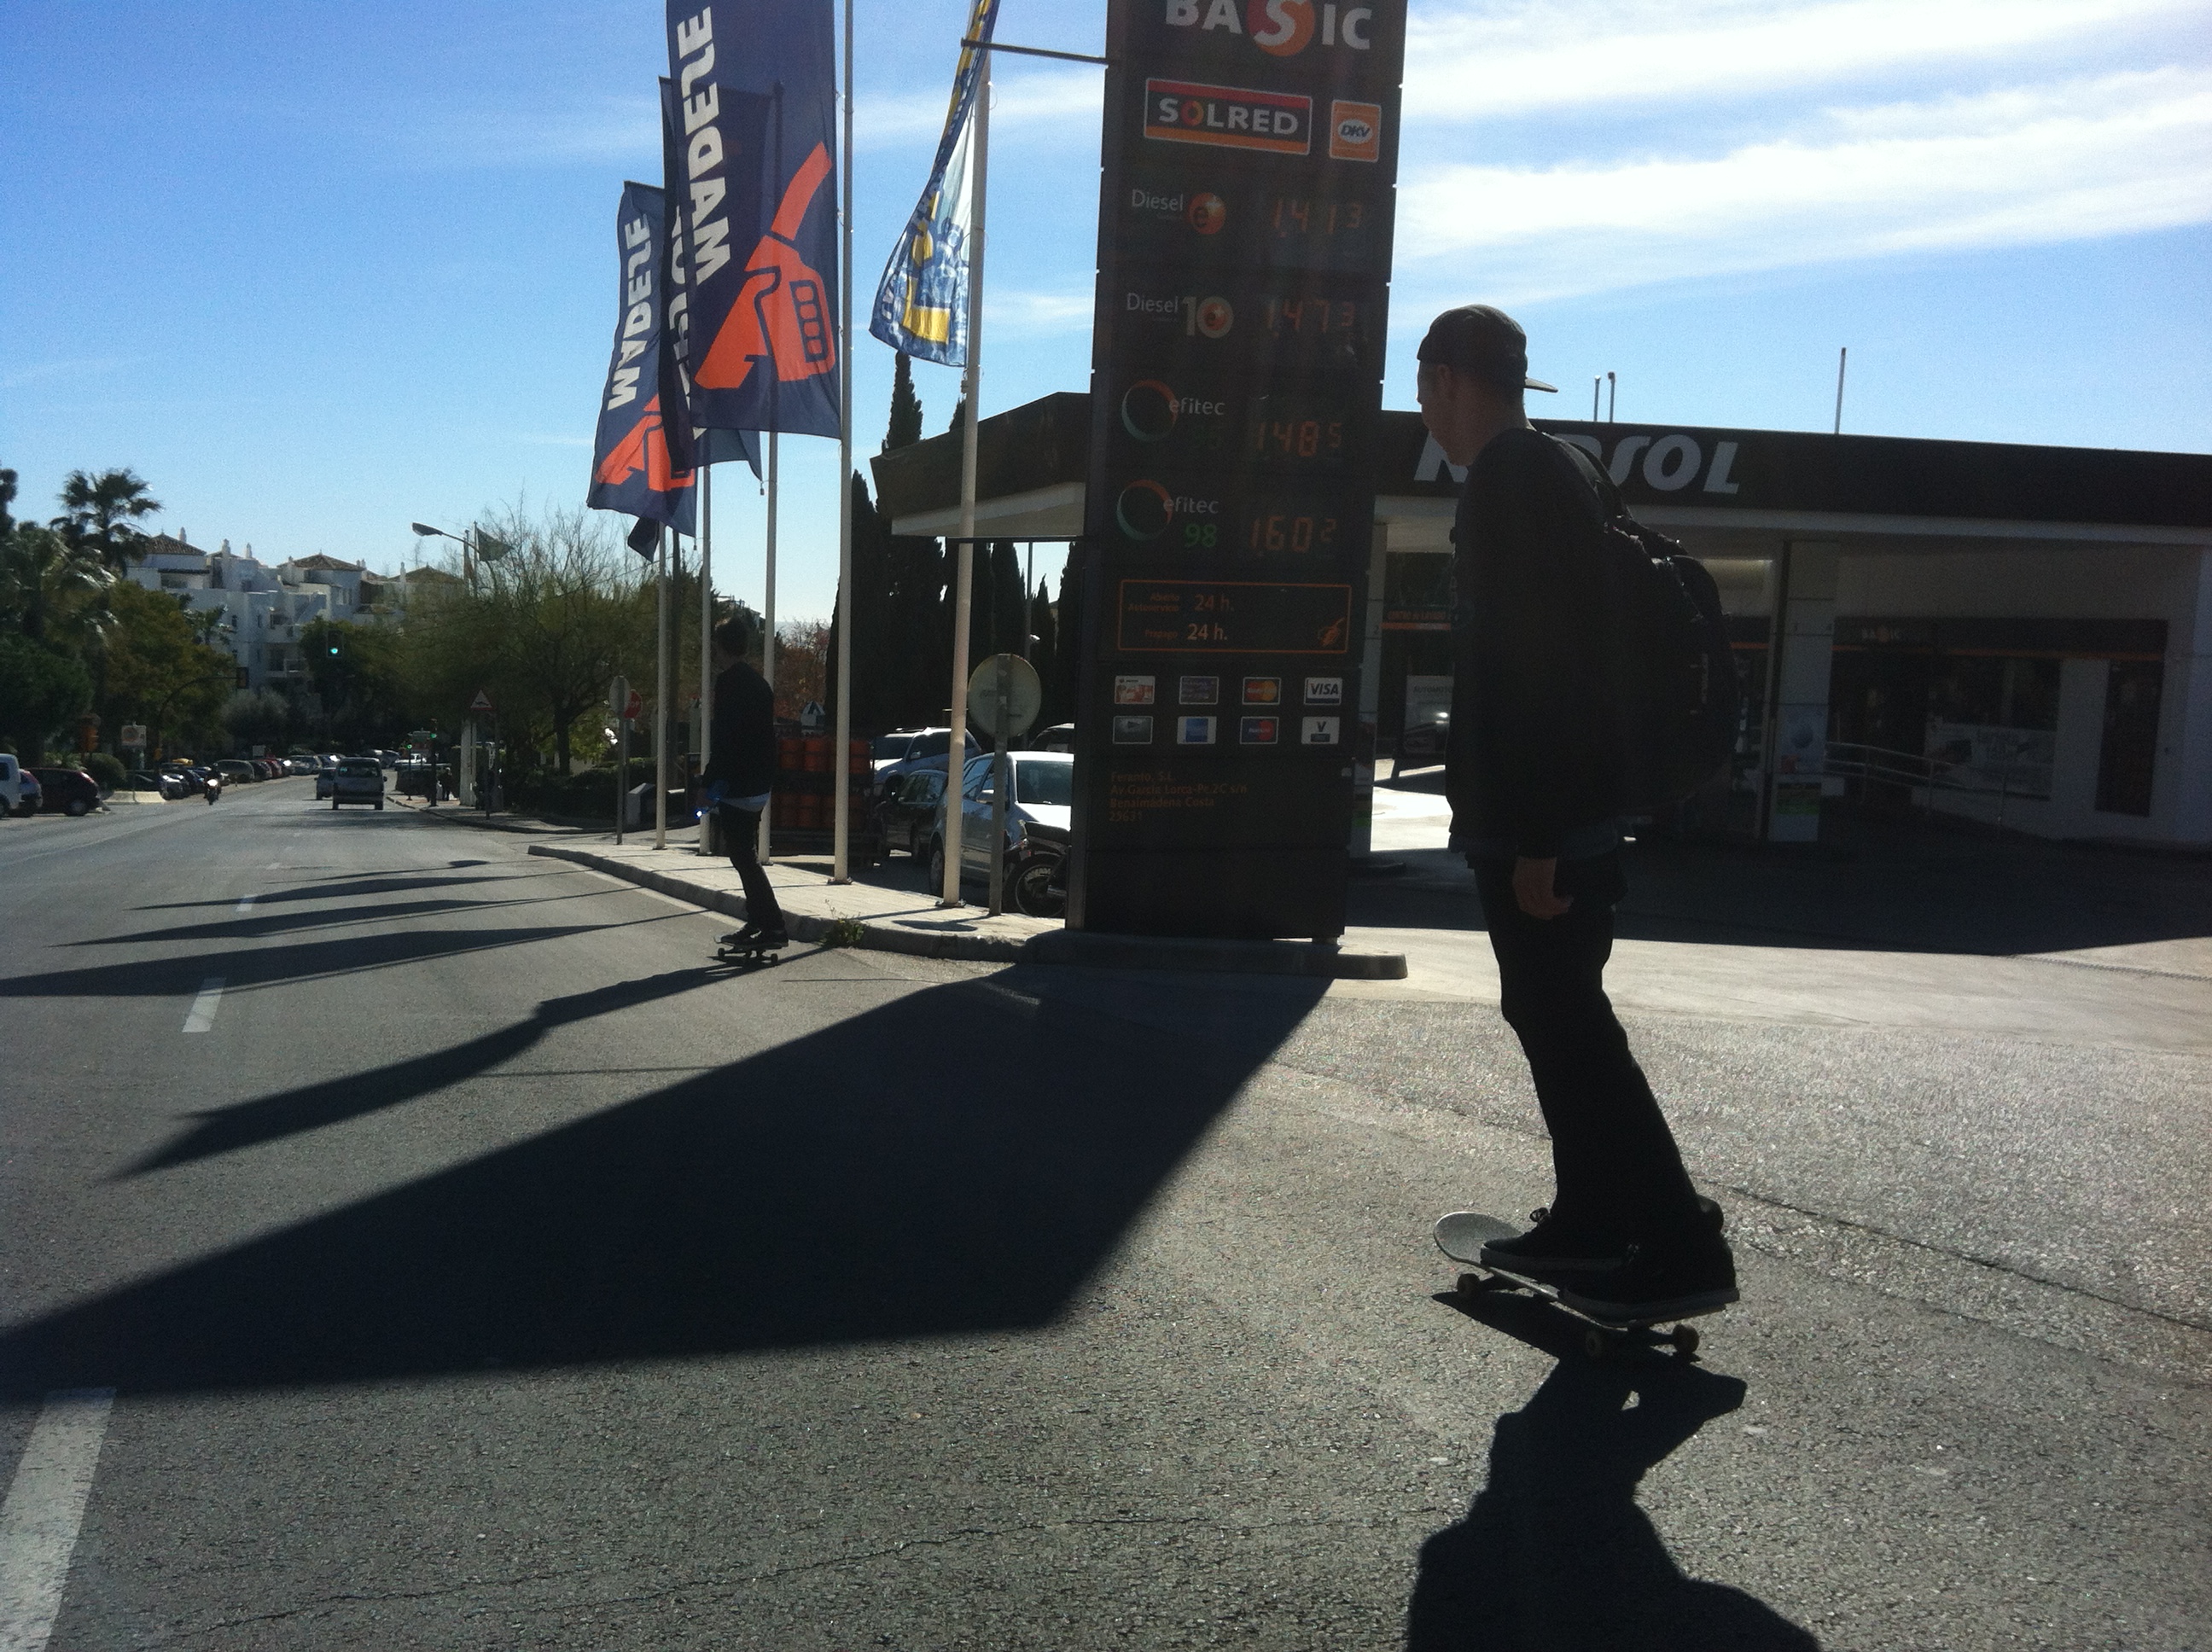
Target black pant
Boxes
[1471,852,1700,1237]
[718,802,785,934]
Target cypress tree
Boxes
[883,352,923,453]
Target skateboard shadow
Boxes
[0,969,1325,1397]
[1406,1358,1819,1651]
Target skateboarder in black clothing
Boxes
[704,615,788,952]
[1417,304,1735,1322]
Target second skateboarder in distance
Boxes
[705,614,788,959]
[1417,303,1735,1324]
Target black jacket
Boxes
[1446,428,1627,858]
[704,662,777,798]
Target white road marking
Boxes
[234,894,255,914]
[0,1388,116,1652]
[181,978,225,1033]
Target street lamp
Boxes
[410,521,510,590]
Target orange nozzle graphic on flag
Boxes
[595,397,696,492]
[696,144,838,394]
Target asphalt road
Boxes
[2,783,2206,1649]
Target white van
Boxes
[0,754,29,818]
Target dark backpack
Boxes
[1551,438,1741,811]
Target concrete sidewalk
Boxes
[525,841,1410,977]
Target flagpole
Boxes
[940,44,989,910]
[831,0,857,885]
[760,433,778,868]
[655,525,670,850]
[698,459,714,857]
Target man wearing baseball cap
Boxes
[1417,304,1735,1323]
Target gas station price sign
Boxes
[1070,0,1406,942]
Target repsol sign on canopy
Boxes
[1070,0,1406,939]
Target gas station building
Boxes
[875,394,2212,850]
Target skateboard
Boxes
[1434,1212,1720,1360]
[713,934,788,969]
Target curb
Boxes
[527,843,1409,978]
[527,843,1033,962]
[1022,928,1409,980]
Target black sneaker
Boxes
[1480,1207,1627,1276]
[1559,1233,1738,1323]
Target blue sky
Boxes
[3,0,2207,620]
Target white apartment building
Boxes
[126,534,410,692]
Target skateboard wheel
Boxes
[1670,1324,1701,1358]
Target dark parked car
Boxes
[1027,723,1075,753]
[125,770,193,800]
[32,766,102,817]
[1398,711,1450,765]
[870,727,981,794]
[870,767,946,858]
[216,759,257,784]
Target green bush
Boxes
[82,751,127,791]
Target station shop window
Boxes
[1831,618,2166,806]
[2097,660,2163,817]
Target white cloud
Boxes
[984,288,1093,335]
[1396,68,2212,303]
[859,64,1102,150]
[1402,0,2210,121]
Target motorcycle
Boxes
[1010,825,1068,919]
[205,775,221,805]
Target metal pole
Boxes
[1833,346,1848,436]
[698,459,714,856]
[1606,372,1616,422]
[760,433,778,867]
[988,651,1010,916]
[1592,377,1600,422]
[831,0,856,883]
[940,49,990,909]
[655,526,670,849]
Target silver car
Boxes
[330,757,386,811]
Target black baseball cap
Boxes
[1417,305,1558,393]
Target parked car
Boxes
[331,757,386,810]
[216,759,257,785]
[32,767,105,816]
[125,770,193,800]
[13,767,41,817]
[925,751,1074,894]
[315,766,336,800]
[0,754,32,817]
[1398,711,1450,765]
[1027,723,1076,753]
[871,726,981,794]
[870,766,947,858]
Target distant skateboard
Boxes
[1434,1212,1718,1360]
[713,933,788,969]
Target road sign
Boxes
[469,689,495,714]
[1069,0,1406,940]
[119,724,147,749]
[965,654,1043,739]
[624,689,644,723]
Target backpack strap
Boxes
[1547,433,1630,524]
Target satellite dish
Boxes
[966,654,1043,738]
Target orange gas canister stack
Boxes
[777,736,803,773]
[802,736,830,773]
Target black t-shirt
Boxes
[704,662,777,798]
[1445,427,1628,858]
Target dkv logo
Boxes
[1163,1,1376,55]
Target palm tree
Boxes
[55,468,163,571]
[0,525,115,644]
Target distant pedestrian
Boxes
[1417,303,1735,1321]
[703,615,787,952]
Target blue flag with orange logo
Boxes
[666,0,841,441]
[870,0,998,367]
[587,181,698,532]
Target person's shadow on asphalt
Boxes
[1406,1357,1819,1651]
